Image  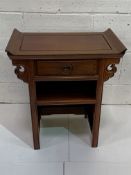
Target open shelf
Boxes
[36,81,97,106]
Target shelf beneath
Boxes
[36,81,96,106]
[38,104,95,115]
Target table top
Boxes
[6,28,126,58]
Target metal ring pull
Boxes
[63,64,73,74]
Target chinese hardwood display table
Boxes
[6,29,126,149]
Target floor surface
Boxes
[0,104,131,175]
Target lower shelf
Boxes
[36,81,97,106]
[38,104,95,131]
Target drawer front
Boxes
[36,60,98,76]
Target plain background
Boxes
[0,1,131,175]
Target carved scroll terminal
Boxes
[12,60,29,83]
[104,63,117,81]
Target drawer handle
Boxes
[63,64,73,74]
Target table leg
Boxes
[84,113,88,118]
[29,81,40,149]
[30,104,40,149]
[28,61,40,149]
[92,60,104,147]
[92,103,102,147]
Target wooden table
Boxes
[6,29,126,149]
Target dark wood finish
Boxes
[38,105,94,115]
[28,61,40,149]
[36,60,98,76]
[92,60,105,147]
[34,75,99,81]
[6,28,126,56]
[6,28,127,149]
